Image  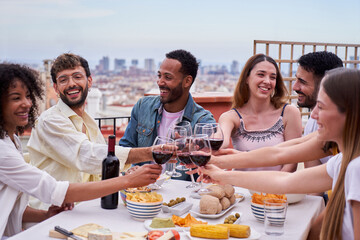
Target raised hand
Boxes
[199,164,225,185]
[126,164,163,188]
[125,165,140,175]
[212,148,241,156]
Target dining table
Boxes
[9,179,325,240]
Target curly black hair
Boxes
[298,51,343,79]
[166,49,199,86]
[0,63,44,138]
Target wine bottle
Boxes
[101,135,119,209]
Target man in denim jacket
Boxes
[119,50,215,179]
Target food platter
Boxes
[144,220,190,232]
[225,211,243,224]
[189,198,242,219]
[162,201,193,216]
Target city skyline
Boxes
[1,0,359,69]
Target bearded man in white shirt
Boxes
[27,53,153,210]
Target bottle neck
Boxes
[108,137,115,155]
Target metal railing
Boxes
[94,116,131,136]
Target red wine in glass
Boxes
[190,153,211,167]
[177,153,193,165]
[152,150,173,165]
[209,138,224,151]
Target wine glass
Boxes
[166,125,187,178]
[150,136,174,189]
[175,138,192,166]
[208,123,224,151]
[177,121,192,136]
[173,137,197,188]
[195,123,224,151]
[175,121,192,171]
[194,123,213,136]
[189,134,212,194]
[175,121,200,188]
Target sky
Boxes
[0,0,359,69]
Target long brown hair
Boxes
[320,68,360,240]
[232,54,288,109]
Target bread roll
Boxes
[220,197,231,210]
[223,184,235,198]
[229,194,236,205]
[200,195,220,214]
[206,185,226,199]
[217,203,222,214]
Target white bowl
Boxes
[251,201,287,223]
[120,189,152,206]
[250,202,265,222]
[286,194,305,204]
[126,199,162,221]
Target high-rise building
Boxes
[144,58,155,73]
[230,60,240,75]
[96,56,110,73]
[114,58,126,72]
[131,59,138,67]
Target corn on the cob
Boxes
[190,224,229,239]
[217,224,251,238]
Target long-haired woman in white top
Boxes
[0,63,162,238]
[202,68,360,240]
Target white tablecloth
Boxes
[9,179,324,240]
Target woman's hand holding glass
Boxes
[197,163,224,185]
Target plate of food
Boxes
[145,213,208,233]
[162,201,193,216]
[222,211,242,224]
[189,224,261,240]
[144,218,190,232]
[189,198,241,219]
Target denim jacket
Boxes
[119,94,215,148]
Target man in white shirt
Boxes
[28,53,153,209]
[293,51,343,167]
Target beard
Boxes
[296,90,317,109]
[59,84,88,109]
[159,82,184,105]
